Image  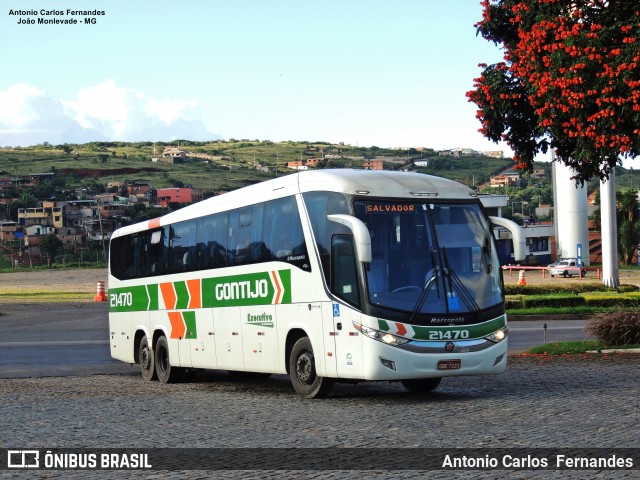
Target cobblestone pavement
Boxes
[1,354,639,479]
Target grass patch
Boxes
[0,291,93,303]
[525,340,640,355]
[507,306,608,315]
[506,289,640,314]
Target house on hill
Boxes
[156,187,204,207]
[153,147,188,164]
[363,159,384,170]
[0,221,17,242]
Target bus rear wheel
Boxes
[155,335,184,384]
[289,337,333,399]
[138,335,156,381]
[401,377,442,393]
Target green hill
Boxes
[0,140,515,194]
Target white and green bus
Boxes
[108,170,507,398]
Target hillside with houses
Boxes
[5,139,634,269]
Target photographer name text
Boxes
[9,9,106,25]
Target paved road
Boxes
[0,303,592,378]
[1,303,637,479]
[0,303,132,378]
[1,355,638,479]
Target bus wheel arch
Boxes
[285,329,308,375]
[288,335,334,399]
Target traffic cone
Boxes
[94,281,107,302]
[518,270,526,286]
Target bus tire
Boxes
[401,377,442,393]
[289,336,333,399]
[155,335,184,384]
[138,335,156,381]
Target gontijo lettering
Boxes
[215,279,268,300]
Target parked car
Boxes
[548,259,586,278]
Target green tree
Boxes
[468,1,640,183]
[40,234,64,265]
[18,191,38,207]
[617,189,640,265]
[591,188,640,265]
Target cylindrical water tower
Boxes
[552,162,590,265]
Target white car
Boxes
[548,259,586,278]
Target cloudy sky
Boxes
[1,1,515,154]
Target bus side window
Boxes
[264,197,310,270]
[169,221,196,273]
[145,229,165,276]
[331,235,360,307]
[196,213,228,270]
[110,236,130,280]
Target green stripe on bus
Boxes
[279,269,292,304]
[147,284,159,311]
[183,311,197,339]
[109,286,149,312]
[411,315,506,340]
[201,270,291,308]
[174,281,190,310]
[109,268,293,313]
[377,315,506,340]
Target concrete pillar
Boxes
[553,162,590,265]
[600,172,619,287]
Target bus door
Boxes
[330,235,364,379]
[330,302,363,378]
[321,302,338,378]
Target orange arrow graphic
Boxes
[168,311,186,339]
[160,282,177,310]
[271,270,283,304]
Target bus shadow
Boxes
[179,369,494,402]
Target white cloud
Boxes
[0,81,217,146]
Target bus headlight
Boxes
[484,326,508,343]
[354,323,410,346]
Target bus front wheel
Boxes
[289,337,333,399]
[138,335,156,381]
[155,335,184,384]
[401,377,442,393]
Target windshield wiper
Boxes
[407,266,440,324]
[442,247,480,312]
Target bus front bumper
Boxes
[362,336,508,381]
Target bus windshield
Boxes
[354,200,503,316]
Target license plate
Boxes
[437,359,461,370]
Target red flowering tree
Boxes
[467,0,640,183]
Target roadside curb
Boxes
[586,348,640,354]
[508,314,594,321]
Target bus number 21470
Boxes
[428,330,469,340]
[110,292,133,308]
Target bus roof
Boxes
[113,170,476,237]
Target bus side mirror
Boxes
[327,214,372,263]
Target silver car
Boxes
[548,259,586,278]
